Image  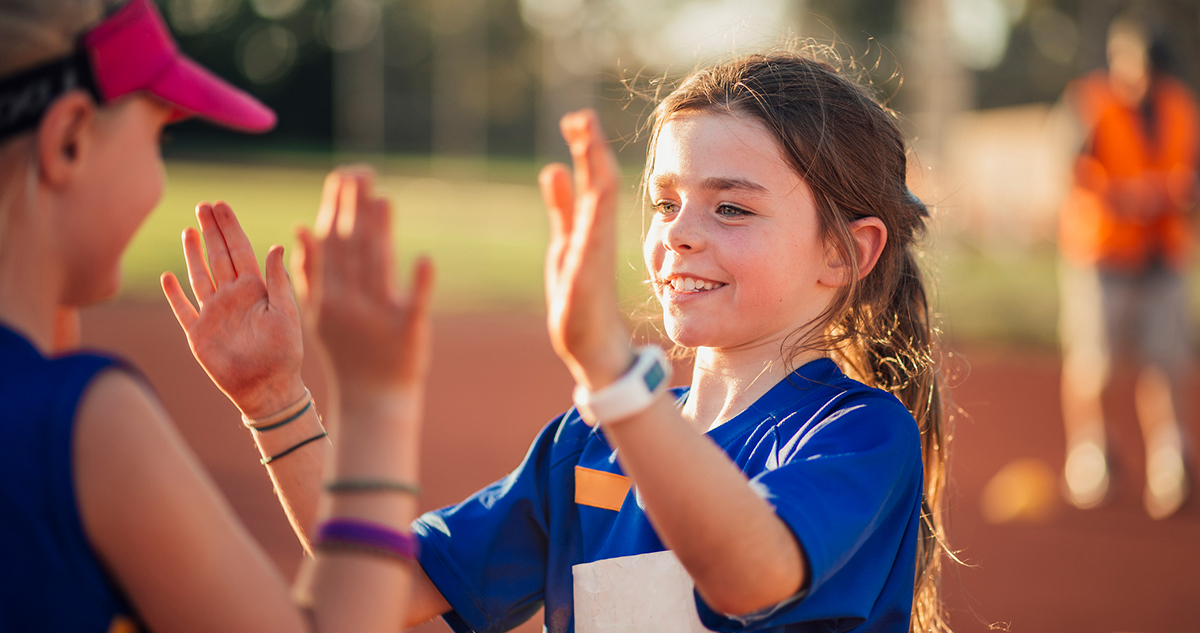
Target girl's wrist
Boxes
[569,335,636,391]
[235,375,308,421]
[332,422,421,482]
[337,388,423,431]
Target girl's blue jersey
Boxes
[414,358,923,633]
[0,322,141,632]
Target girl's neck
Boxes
[0,279,60,353]
[0,199,66,353]
[681,343,825,432]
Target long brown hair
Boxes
[643,51,951,632]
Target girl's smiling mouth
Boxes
[658,275,728,293]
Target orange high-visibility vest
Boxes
[1059,71,1200,271]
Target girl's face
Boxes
[57,94,172,304]
[644,111,840,352]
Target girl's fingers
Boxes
[561,111,618,259]
[160,272,199,330]
[321,189,350,287]
[336,172,363,239]
[404,256,436,375]
[539,163,575,284]
[294,226,326,316]
[264,244,297,317]
[561,110,616,201]
[408,256,436,327]
[331,173,371,286]
[291,226,319,308]
[560,112,593,192]
[195,203,237,286]
[211,201,263,280]
[314,171,344,238]
[539,163,575,240]
[181,227,215,305]
[315,167,388,302]
[362,197,394,296]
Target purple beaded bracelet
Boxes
[315,518,418,561]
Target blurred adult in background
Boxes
[1057,15,1198,519]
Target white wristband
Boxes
[573,346,672,426]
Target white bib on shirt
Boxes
[573,550,713,633]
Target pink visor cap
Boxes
[84,0,276,132]
[0,0,274,139]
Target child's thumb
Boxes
[290,226,320,306]
[265,244,295,312]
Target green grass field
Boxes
[126,159,1200,347]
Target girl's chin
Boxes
[65,269,122,306]
[663,321,720,350]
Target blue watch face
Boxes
[641,360,666,393]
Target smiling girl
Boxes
[177,51,950,632]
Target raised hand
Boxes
[293,170,435,407]
[539,110,633,391]
[161,202,306,419]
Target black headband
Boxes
[0,48,101,141]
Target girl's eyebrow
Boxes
[701,176,769,194]
[651,173,769,194]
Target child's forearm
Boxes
[299,392,419,629]
[248,403,327,551]
[599,396,806,617]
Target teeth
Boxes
[666,276,721,292]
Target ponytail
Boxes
[861,249,950,633]
[828,199,949,633]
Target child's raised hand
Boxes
[540,110,634,390]
[294,169,434,406]
[161,202,306,420]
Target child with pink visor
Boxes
[0,0,431,631]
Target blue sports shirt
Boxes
[0,322,141,632]
[414,358,924,633]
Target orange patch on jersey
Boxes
[575,466,632,511]
[106,615,138,633]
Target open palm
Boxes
[161,201,306,420]
[540,110,633,392]
[292,170,435,403]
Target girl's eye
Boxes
[652,200,679,215]
[717,204,751,218]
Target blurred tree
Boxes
[331,0,384,156]
[156,0,1200,160]
[160,0,334,154]
[975,0,1200,109]
[383,0,433,153]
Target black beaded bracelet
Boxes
[250,400,313,432]
[260,431,328,466]
[324,479,423,496]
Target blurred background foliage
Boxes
[158,0,1200,155]
[138,0,1200,346]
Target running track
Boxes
[79,302,1200,633]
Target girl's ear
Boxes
[37,91,95,188]
[819,216,887,287]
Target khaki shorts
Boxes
[1059,260,1191,397]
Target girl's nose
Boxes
[663,205,705,253]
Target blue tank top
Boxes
[0,322,141,632]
